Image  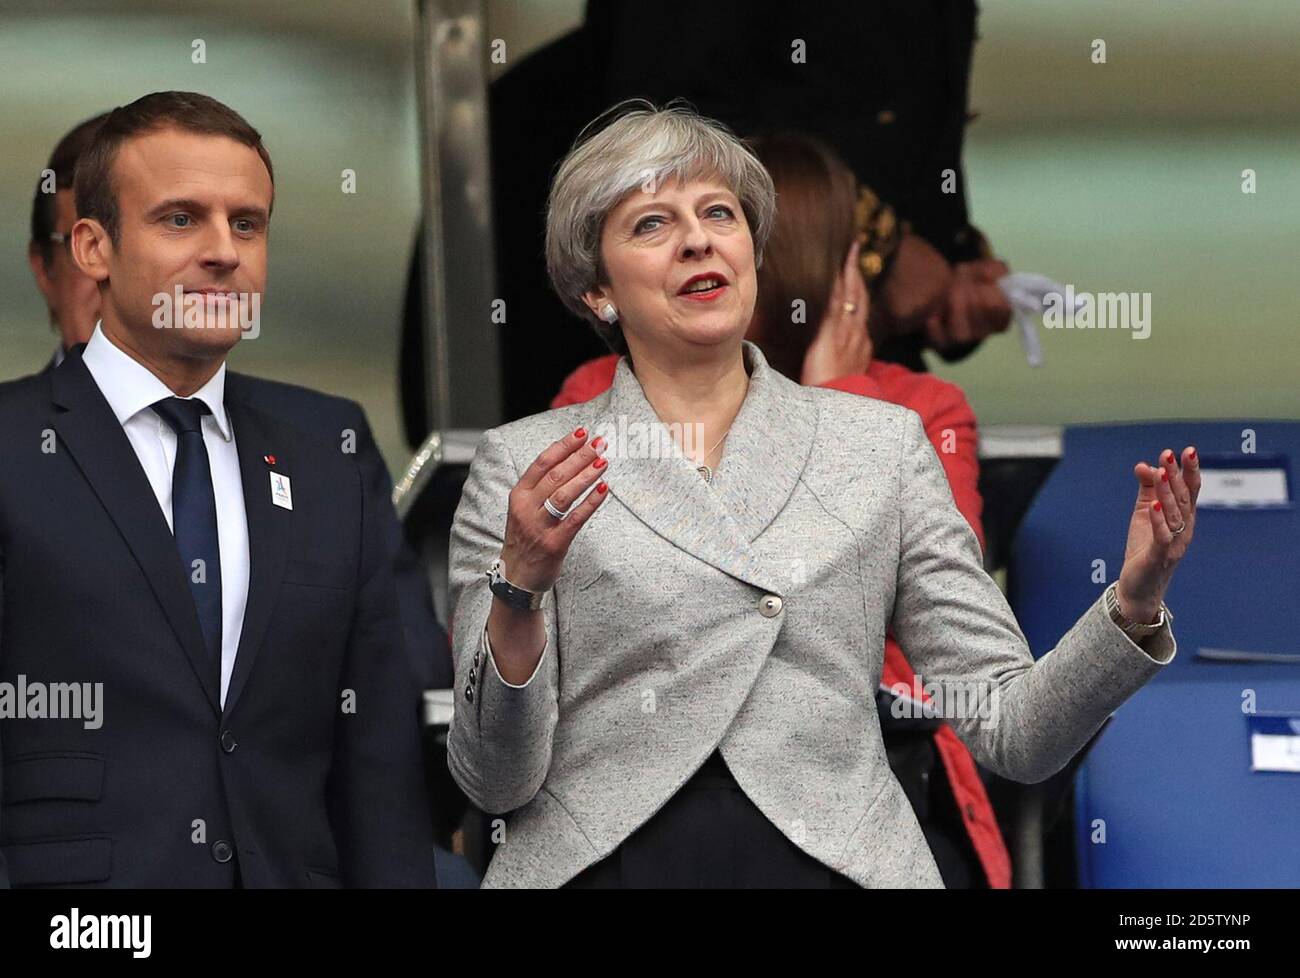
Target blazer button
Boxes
[211,840,234,864]
[220,730,237,753]
[759,594,783,617]
[464,683,475,703]
[468,667,477,685]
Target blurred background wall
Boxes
[952,0,1299,426]
[0,0,423,466]
[2,0,1296,475]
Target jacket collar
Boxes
[593,340,817,595]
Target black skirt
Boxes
[562,750,861,888]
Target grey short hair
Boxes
[545,100,777,355]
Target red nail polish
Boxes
[592,436,606,451]
[1154,500,1162,512]
[574,427,586,439]
[593,457,607,469]
[1161,469,1169,482]
[1189,448,1197,460]
[596,482,608,494]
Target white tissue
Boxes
[998,273,1085,367]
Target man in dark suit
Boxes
[26,112,452,695]
[27,113,108,373]
[0,91,437,887]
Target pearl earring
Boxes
[600,302,618,324]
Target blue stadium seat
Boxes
[1008,421,1300,887]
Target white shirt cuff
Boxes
[482,623,549,689]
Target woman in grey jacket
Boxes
[446,101,1199,888]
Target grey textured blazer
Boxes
[447,340,1176,888]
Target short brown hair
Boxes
[74,91,274,244]
[30,112,110,264]
[746,132,859,382]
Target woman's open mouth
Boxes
[677,274,729,302]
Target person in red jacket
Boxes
[550,132,1011,888]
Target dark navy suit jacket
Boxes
[0,347,438,887]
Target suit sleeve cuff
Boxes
[1099,597,1178,666]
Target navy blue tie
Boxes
[152,397,223,679]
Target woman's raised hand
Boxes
[801,239,873,386]
[1115,447,1201,622]
[499,427,610,594]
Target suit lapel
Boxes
[50,351,222,717]
[221,382,292,719]
[707,342,818,543]
[594,341,817,594]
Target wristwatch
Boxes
[1103,582,1172,642]
[486,556,547,611]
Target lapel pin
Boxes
[263,454,277,465]
[270,472,293,511]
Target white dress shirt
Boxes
[81,322,250,708]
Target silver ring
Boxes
[842,301,858,314]
[543,498,568,521]
[1171,522,1187,536]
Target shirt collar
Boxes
[81,321,232,441]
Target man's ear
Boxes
[27,242,56,303]
[71,217,112,283]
